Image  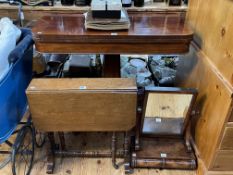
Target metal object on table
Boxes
[45,54,69,78]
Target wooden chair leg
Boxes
[111,132,119,169]
[47,132,55,174]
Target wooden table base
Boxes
[46,132,131,174]
[103,54,121,78]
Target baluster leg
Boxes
[47,132,55,174]
[111,132,119,169]
[58,132,66,151]
[124,132,133,174]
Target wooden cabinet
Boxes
[211,123,233,171]
[176,43,233,174]
[219,125,233,150]
[182,0,233,174]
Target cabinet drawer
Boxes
[219,126,233,150]
[212,150,233,171]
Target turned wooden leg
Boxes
[111,132,119,169]
[58,132,66,151]
[135,132,140,151]
[124,132,129,157]
[47,132,56,174]
[135,107,142,151]
[124,132,133,174]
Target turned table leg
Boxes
[58,132,66,151]
[124,132,133,174]
[47,132,56,174]
[111,132,119,169]
[124,132,129,157]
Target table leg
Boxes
[135,88,145,151]
[58,132,66,151]
[124,132,129,157]
[103,54,121,77]
[111,132,119,169]
[47,132,55,174]
[124,132,133,174]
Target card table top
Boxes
[32,13,193,54]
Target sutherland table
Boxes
[32,12,193,77]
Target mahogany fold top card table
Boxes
[32,13,193,77]
[32,13,193,54]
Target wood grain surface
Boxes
[187,0,233,87]
[27,78,137,132]
[27,78,137,91]
[132,138,196,169]
[145,93,192,119]
[32,13,193,54]
[184,1,233,173]
[176,43,233,170]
